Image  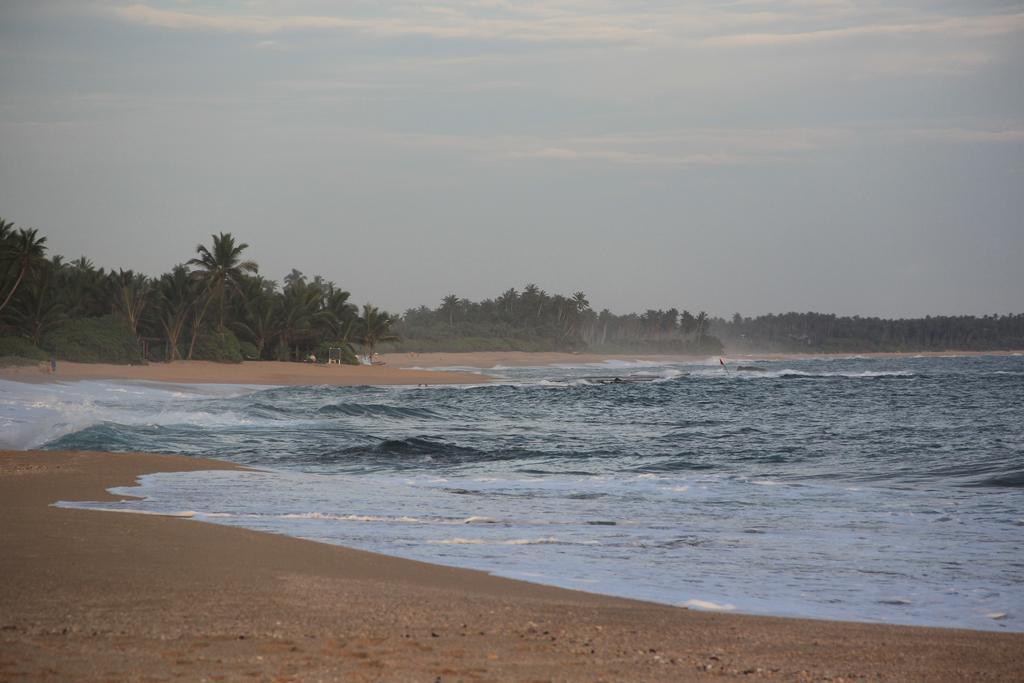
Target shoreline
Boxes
[0,359,489,386]
[381,349,1024,368]
[0,350,1018,386]
[2,450,1021,680]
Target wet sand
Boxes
[0,359,488,386]
[2,450,1021,681]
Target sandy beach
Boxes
[0,359,488,386]
[1,352,1018,387]
[2,450,1021,681]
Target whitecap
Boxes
[430,537,595,546]
[681,599,736,611]
[53,503,196,518]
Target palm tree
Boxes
[60,257,108,318]
[186,232,258,358]
[679,310,696,338]
[695,311,709,342]
[571,291,590,314]
[357,304,398,360]
[108,269,151,337]
[0,227,48,315]
[275,275,320,361]
[232,275,279,360]
[9,263,66,346]
[155,265,195,361]
[440,294,460,327]
[497,288,518,318]
[318,284,357,344]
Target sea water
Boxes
[1,355,1021,631]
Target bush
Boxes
[0,336,48,361]
[45,316,143,364]
[237,340,259,361]
[0,355,44,367]
[192,328,243,363]
[377,337,553,353]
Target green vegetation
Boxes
[392,289,725,354]
[192,328,243,364]
[712,312,1024,353]
[0,218,381,364]
[46,316,144,364]
[2,215,1021,361]
[0,335,48,362]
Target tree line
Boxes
[393,289,724,354]
[0,219,396,364]
[710,311,1024,353]
[2,217,1021,364]
[395,294,1024,354]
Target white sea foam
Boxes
[432,537,548,545]
[257,512,503,526]
[681,599,737,611]
[719,369,915,380]
[430,537,596,546]
[52,503,197,518]
[280,512,416,523]
[0,379,259,450]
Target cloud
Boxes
[909,128,1024,143]
[858,51,995,78]
[102,0,1024,83]
[335,124,1023,167]
[364,127,854,167]
[704,12,1024,47]
[110,3,659,44]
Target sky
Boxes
[0,1,1021,318]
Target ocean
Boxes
[2,354,1021,632]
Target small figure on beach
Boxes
[50,355,57,373]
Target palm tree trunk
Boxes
[165,316,187,361]
[187,294,214,360]
[218,284,226,330]
[0,266,27,314]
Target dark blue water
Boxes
[3,354,1022,630]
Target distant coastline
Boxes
[380,349,1024,369]
[2,221,1021,370]
[2,351,1022,386]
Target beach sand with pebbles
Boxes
[2,449,1021,681]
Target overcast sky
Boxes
[1,1,1021,317]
